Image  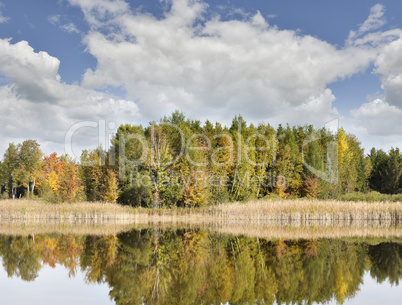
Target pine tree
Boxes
[382,148,402,194]
[2,143,19,198]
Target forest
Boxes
[0,111,401,207]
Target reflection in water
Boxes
[0,230,401,304]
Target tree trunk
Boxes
[12,186,16,199]
[32,177,36,197]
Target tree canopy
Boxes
[0,112,400,204]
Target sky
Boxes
[1,0,402,158]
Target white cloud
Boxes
[67,0,130,29]
[48,14,81,34]
[349,99,402,151]
[351,99,402,136]
[0,38,140,156]
[348,33,402,152]
[1,0,402,156]
[347,4,387,45]
[61,22,81,34]
[0,39,61,103]
[375,37,402,107]
[48,14,61,25]
[66,0,395,129]
[359,4,386,33]
[0,2,9,23]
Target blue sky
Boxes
[1,0,402,157]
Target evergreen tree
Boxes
[382,148,402,194]
[2,143,20,198]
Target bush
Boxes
[390,194,402,202]
[340,191,402,202]
[161,184,184,207]
[0,192,9,200]
[264,193,283,201]
[118,184,152,207]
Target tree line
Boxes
[0,111,401,206]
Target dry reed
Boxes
[0,199,401,237]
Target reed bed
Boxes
[0,199,134,215]
[0,199,402,237]
[0,199,137,223]
[206,199,402,220]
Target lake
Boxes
[0,229,401,304]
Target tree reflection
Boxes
[369,242,402,285]
[0,231,401,304]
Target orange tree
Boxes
[42,153,84,202]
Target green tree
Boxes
[368,148,388,192]
[2,143,20,198]
[80,148,118,202]
[382,148,402,194]
[369,148,402,194]
[275,126,303,196]
[17,140,43,198]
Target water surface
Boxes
[0,229,401,304]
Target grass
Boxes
[0,199,401,237]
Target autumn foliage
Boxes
[42,153,84,202]
[303,176,323,198]
[0,112,401,205]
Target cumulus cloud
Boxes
[66,0,396,128]
[349,99,402,151]
[349,34,402,151]
[0,38,140,156]
[375,37,402,107]
[351,99,402,136]
[1,0,402,156]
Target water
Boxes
[0,229,401,304]
[0,264,114,305]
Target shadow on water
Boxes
[0,229,401,304]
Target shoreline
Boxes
[2,198,401,223]
[0,199,402,237]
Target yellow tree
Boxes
[80,148,119,202]
[337,129,363,195]
[103,169,119,202]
